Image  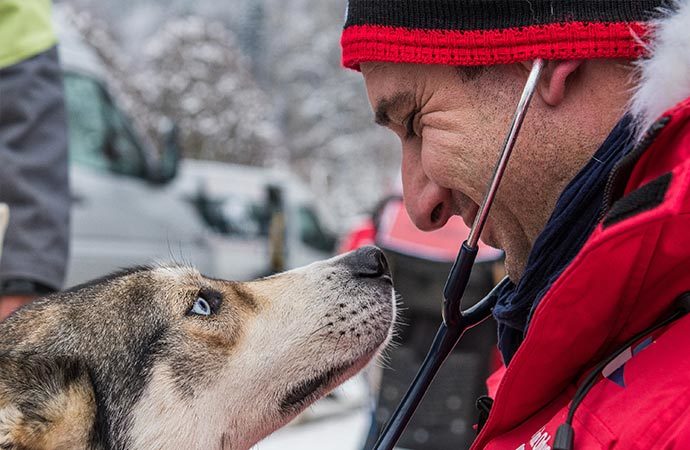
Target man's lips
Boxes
[451,194,502,249]
[460,203,479,229]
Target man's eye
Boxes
[404,110,419,139]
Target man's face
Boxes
[361,61,627,279]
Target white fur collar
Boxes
[630,0,690,140]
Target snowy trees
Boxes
[59,0,399,225]
[258,0,400,221]
[63,7,281,165]
[135,16,282,165]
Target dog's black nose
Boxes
[342,246,389,278]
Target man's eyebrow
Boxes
[374,92,415,126]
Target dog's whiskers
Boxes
[308,322,332,337]
[330,333,344,366]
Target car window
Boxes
[64,73,147,178]
[192,192,267,238]
[298,206,336,252]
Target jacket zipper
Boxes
[598,116,670,222]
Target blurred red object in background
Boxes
[341,197,502,263]
[338,218,376,253]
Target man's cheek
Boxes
[420,128,486,200]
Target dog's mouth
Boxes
[279,351,374,413]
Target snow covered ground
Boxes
[252,376,371,450]
[253,409,370,450]
[252,375,413,450]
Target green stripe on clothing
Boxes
[0,0,56,68]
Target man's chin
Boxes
[479,223,501,250]
[480,234,500,250]
[502,255,523,283]
[477,221,530,282]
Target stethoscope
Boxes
[372,59,545,450]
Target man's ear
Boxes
[523,60,583,106]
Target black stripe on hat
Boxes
[345,0,667,31]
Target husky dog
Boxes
[0,246,395,450]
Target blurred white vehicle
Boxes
[173,159,336,280]
[55,8,335,285]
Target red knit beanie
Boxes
[341,1,667,70]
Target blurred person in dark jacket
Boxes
[0,0,69,319]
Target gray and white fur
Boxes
[0,246,395,450]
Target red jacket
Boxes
[474,5,690,449]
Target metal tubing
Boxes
[467,59,544,248]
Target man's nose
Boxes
[401,146,453,231]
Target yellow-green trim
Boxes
[0,0,57,69]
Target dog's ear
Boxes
[0,353,96,450]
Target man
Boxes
[342,1,690,449]
[0,0,70,320]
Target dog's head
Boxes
[0,246,395,450]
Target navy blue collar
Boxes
[493,115,636,364]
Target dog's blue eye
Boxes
[191,297,211,316]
